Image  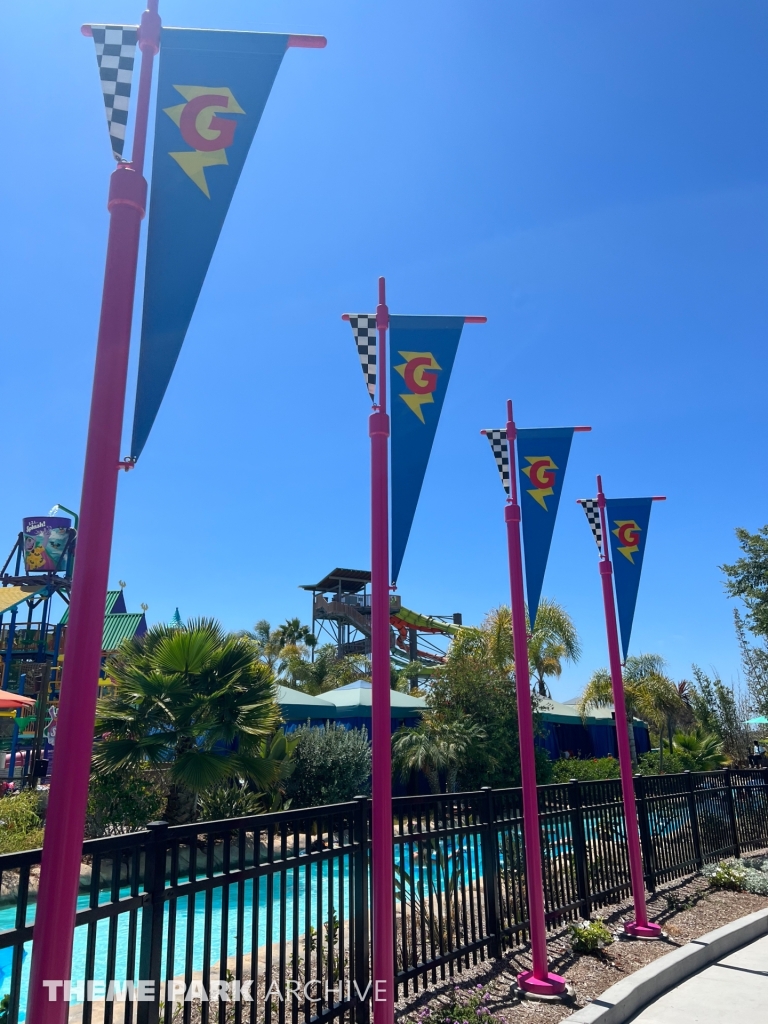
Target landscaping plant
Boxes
[285,723,371,807]
[93,619,281,824]
[0,789,45,854]
[567,918,614,953]
[550,756,620,782]
[413,984,500,1024]
[704,857,768,896]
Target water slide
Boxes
[390,607,460,662]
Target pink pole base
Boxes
[517,970,568,997]
[623,921,663,939]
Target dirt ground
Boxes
[395,872,768,1024]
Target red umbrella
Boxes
[0,690,36,711]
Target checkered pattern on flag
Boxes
[347,315,377,401]
[484,429,511,495]
[578,498,603,551]
[88,25,138,160]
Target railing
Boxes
[0,769,766,1023]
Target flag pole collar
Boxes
[287,34,327,48]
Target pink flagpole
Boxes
[370,276,395,1024]
[26,5,161,1021]
[595,476,662,939]
[503,400,568,996]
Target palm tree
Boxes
[482,606,515,674]
[274,617,317,651]
[392,716,486,793]
[94,619,281,823]
[243,619,284,670]
[480,600,581,695]
[528,599,581,696]
[579,654,683,768]
[672,728,726,771]
[286,643,369,695]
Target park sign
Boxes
[130,29,310,460]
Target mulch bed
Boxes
[395,870,768,1024]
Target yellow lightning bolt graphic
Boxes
[612,521,640,563]
[394,352,441,424]
[164,86,245,198]
[521,456,557,510]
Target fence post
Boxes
[568,779,591,918]
[480,787,501,958]
[353,795,370,1024]
[633,775,656,893]
[137,820,168,1024]
[723,768,741,859]
[684,772,703,870]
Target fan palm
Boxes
[94,619,281,823]
[673,728,726,771]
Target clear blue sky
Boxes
[2,1,766,700]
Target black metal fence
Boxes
[0,769,766,1023]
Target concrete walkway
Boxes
[630,932,768,1023]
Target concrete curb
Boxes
[566,907,768,1024]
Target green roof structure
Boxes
[101,613,147,652]
[59,589,126,625]
[59,588,146,653]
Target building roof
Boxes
[60,589,126,625]
[538,698,648,728]
[299,568,371,594]
[102,612,146,652]
[320,681,426,716]
[276,685,336,721]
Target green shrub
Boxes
[704,858,768,896]
[86,765,166,837]
[198,784,264,821]
[550,756,620,783]
[636,750,688,776]
[568,918,614,953]
[414,984,501,1024]
[285,724,371,808]
[0,790,45,853]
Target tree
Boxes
[672,728,726,771]
[735,610,768,720]
[94,620,281,824]
[689,665,751,765]
[527,599,581,697]
[285,724,371,807]
[721,525,768,640]
[429,611,548,788]
[285,643,369,695]
[578,654,683,768]
[481,600,581,696]
[274,617,317,651]
[392,716,486,793]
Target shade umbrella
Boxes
[744,715,768,726]
[0,691,36,711]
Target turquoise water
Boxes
[0,840,479,1020]
[0,856,351,1020]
